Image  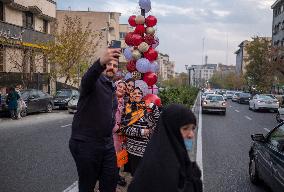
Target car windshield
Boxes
[241,93,251,97]
[227,92,234,94]
[20,91,30,100]
[265,95,276,99]
[259,95,274,100]
[207,95,224,101]
[56,90,72,97]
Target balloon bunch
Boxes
[124,0,161,106]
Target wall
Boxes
[5,47,24,73]
[5,5,23,26]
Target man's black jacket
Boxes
[71,60,118,142]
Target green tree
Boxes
[43,16,102,86]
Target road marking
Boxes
[196,95,204,184]
[230,105,232,108]
[235,110,240,113]
[61,124,72,128]
[63,181,78,192]
[245,116,252,120]
[264,128,270,132]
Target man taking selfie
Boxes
[69,48,121,192]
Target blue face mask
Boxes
[184,138,193,151]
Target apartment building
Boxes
[0,0,56,94]
[191,64,217,87]
[272,0,284,48]
[157,53,175,81]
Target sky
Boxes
[56,0,275,72]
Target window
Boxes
[43,20,48,33]
[0,46,4,72]
[43,55,48,73]
[23,12,33,29]
[268,124,284,148]
[119,32,126,39]
[0,2,4,21]
[110,12,115,19]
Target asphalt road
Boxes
[202,100,278,192]
[0,111,76,192]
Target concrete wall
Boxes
[5,5,23,26]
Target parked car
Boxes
[276,108,284,123]
[238,93,252,104]
[249,94,279,112]
[225,91,235,99]
[232,92,242,102]
[67,95,79,114]
[249,122,284,192]
[53,89,79,109]
[20,89,54,113]
[202,94,227,115]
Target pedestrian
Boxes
[6,87,20,120]
[69,48,121,192]
[121,87,160,176]
[128,104,203,192]
[113,80,127,188]
[124,78,135,104]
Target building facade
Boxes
[191,64,217,87]
[157,53,175,81]
[272,0,284,48]
[217,63,236,75]
[235,40,250,76]
[119,24,130,75]
[0,0,56,94]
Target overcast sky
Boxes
[57,0,275,72]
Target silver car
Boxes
[202,94,227,115]
[249,94,279,112]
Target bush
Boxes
[158,86,199,108]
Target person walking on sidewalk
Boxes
[6,87,20,120]
[128,104,203,192]
[69,48,121,192]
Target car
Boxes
[249,94,279,112]
[232,92,242,102]
[249,122,284,192]
[67,95,79,114]
[202,94,227,115]
[276,107,284,123]
[225,91,235,99]
[201,91,215,101]
[20,89,54,114]
[238,93,252,104]
[53,89,79,109]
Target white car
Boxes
[232,92,242,102]
[202,94,227,115]
[249,94,279,112]
[67,96,79,114]
[225,91,235,99]
[201,91,215,101]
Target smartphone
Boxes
[109,40,121,48]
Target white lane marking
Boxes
[63,181,78,192]
[61,124,72,128]
[264,128,270,132]
[196,95,204,184]
[235,110,240,113]
[245,116,252,120]
[230,105,232,108]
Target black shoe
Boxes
[117,176,127,187]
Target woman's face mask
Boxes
[184,138,193,151]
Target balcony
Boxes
[0,20,54,47]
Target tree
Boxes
[209,71,244,90]
[43,16,103,86]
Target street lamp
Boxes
[185,65,195,86]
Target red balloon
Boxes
[143,72,158,86]
[125,32,134,46]
[145,15,157,27]
[132,34,143,46]
[128,15,137,27]
[126,60,137,72]
[144,47,158,62]
[143,94,161,107]
[144,34,155,45]
[134,25,145,35]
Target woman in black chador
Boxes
[128,104,203,192]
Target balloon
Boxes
[144,47,158,62]
[135,80,149,96]
[144,34,155,45]
[146,27,155,35]
[143,72,157,86]
[124,47,133,61]
[148,84,159,95]
[135,15,145,25]
[136,58,150,73]
[124,72,133,80]
[128,15,137,27]
[143,94,162,107]
[131,71,142,80]
[126,60,137,72]
[139,0,151,13]
[132,50,142,60]
[145,15,157,27]
[138,42,150,53]
[149,62,159,73]
[132,34,143,46]
[125,32,134,46]
[152,36,159,48]
[134,25,145,35]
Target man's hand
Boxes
[99,48,121,67]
